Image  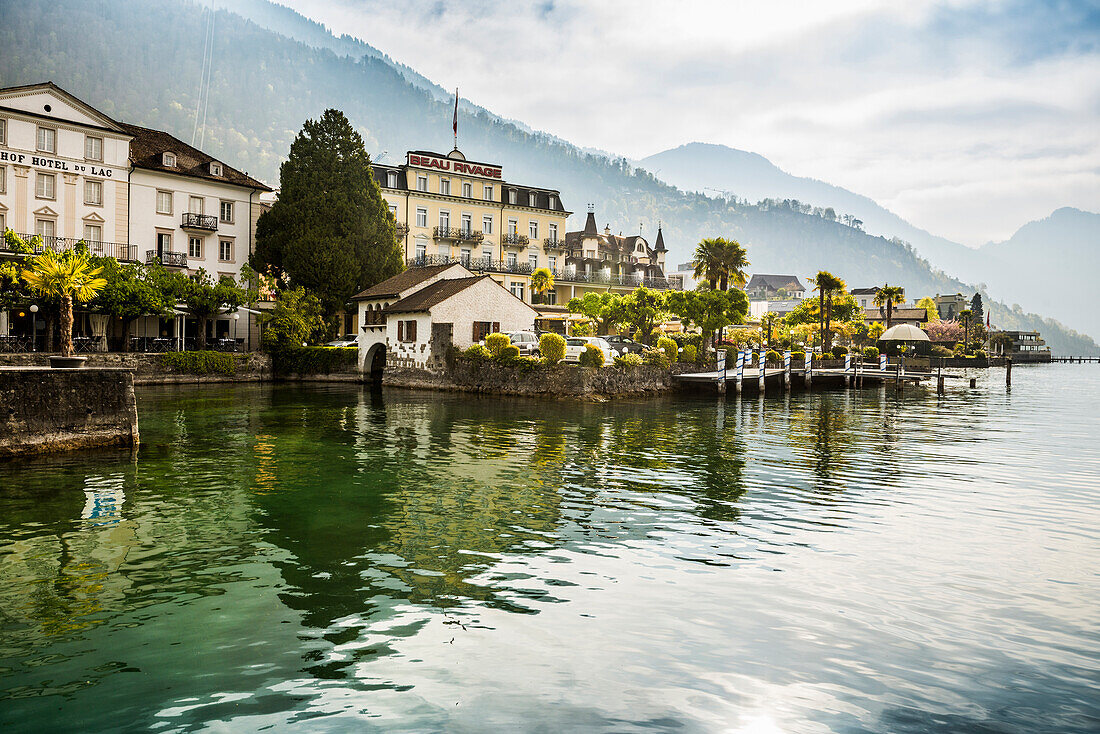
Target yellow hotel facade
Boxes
[372,148,673,326]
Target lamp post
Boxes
[30,304,39,352]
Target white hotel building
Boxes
[0,82,270,347]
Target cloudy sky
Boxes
[280,0,1097,246]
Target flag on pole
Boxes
[452,88,459,143]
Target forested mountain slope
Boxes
[2,0,1094,353]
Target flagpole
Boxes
[453,87,458,150]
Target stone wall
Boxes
[384,359,674,397]
[0,367,139,458]
[0,352,273,384]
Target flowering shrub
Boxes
[579,343,605,368]
[484,333,510,356]
[614,353,644,367]
[539,333,566,363]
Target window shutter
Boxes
[473,323,479,341]
[493,322,500,333]
[409,320,417,342]
[398,320,404,341]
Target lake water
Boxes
[0,366,1097,733]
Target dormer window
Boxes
[163,152,177,167]
[387,171,397,188]
[209,161,222,176]
[508,189,517,205]
[528,192,536,207]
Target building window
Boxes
[0,119,5,145]
[35,172,56,199]
[0,165,5,195]
[549,196,557,209]
[544,290,557,305]
[163,152,177,167]
[219,201,234,223]
[36,218,56,239]
[415,240,427,259]
[156,190,173,214]
[415,207,427,227]
[483,185,493,201]
[529,221,538,239]
[156,232,172,253]
[85,136,103,162]
[439,211,450,230]
[83,223,102,243]
[0,212,6,233]
[387,171,398,188]
[506,252,517,267]
[482,215,493,235]
[189,237,202,258]
[548,255,557,269]
[529,254,538,269]
[189,196,204,214]
[460,247,472,265]
[460,213,472,234]
[510,282,525,300]
[440,178,450,196]
[37,127,56,153]
[508,189,517,205]
[209,162,222,176]
[508,219,518,236]
[388,204,398,218]
[417,175,428,192]
[398,319,417,343]
[462,182,472,198]
[482,247,493,261]
[84,179,103,206]
[219,240,233,261]
[529,192,537,207]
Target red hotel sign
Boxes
[408,153,502,179]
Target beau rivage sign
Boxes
[0,149,121,178]
[407,152,502,180]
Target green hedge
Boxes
[273,346,358,375]
[161,351,245,375]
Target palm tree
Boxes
[760,311,781,350]
[873,283,906,330]
[959,308,973,353]
[21,249,106,358]
[691,237,750,291]
[810,271,846,352]
[530,267,554,305]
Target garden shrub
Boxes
[657,336,677,364]
[641,347,670,369]
[499,344,521,359]
[930,345,952,357]
[161,350,241,375]
[571,322,594,337]
[863,346,880,359]
[832,345,848,356]
[272,346,357,375]
[485,333,510,357]
[462,344,492,361]
[579,344,605,368]
[614,353,644,367]
[821,351,834,360]
[539,333,566,363]
[681,344,697,363]
[766,349,781,364]
[792,350,806,361]
[974,350,987,360]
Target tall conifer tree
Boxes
[252,109,402,320]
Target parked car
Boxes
[603,335,645,356]
[506,331,541,357]
[324,336,358,348]
[563,337,615,366]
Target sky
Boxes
[277,0,1098,246]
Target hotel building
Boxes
[0,82,270,347]
[373,148,674,329]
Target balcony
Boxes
[543,237,568,251]
[394,222,410,237]
[147,250,189,268]
[502,233,530,247]
[181,213,218,232]
[6,233,138,262]
[404,256,677,289]
[433,226,484,243]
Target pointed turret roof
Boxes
[583,210,598,236]
[654,225,667,252]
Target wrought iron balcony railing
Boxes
[543,237,568,251]
[146,250,189,268]
[181,213,219,231]
[394,222,410,237]
[433,226,484,243]
[5,233,138,262]
[502,233,530,246]
[405,256,677,290]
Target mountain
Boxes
[2,0,1096,355]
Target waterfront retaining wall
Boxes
[384,360,674,397]
[0,367,139,457]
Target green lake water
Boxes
[0,366,1097,732]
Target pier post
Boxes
[969,377,977,388]
[717,349,727,395]
[735,350,745,394]
[1006,357,1012,386]
[844,353,852,388]
[937,365,944,394]
[804,352,812,388]
[879,353,887,375]
[784,350,791,391]
[758,349,766,394]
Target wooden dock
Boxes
[675,365,933,395]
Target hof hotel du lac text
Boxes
[0,81,675,350]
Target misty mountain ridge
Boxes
[2,0,1095,354]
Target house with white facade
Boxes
[0,82,270,349]
[352,263,537,379]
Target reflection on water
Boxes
[1,367,1098,733]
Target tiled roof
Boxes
[350,263,464,300]
[384,276,487,314]
[119,122,270,191]
[865,307,927,321]
[746,274,805,292]
[850,287,880,296]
